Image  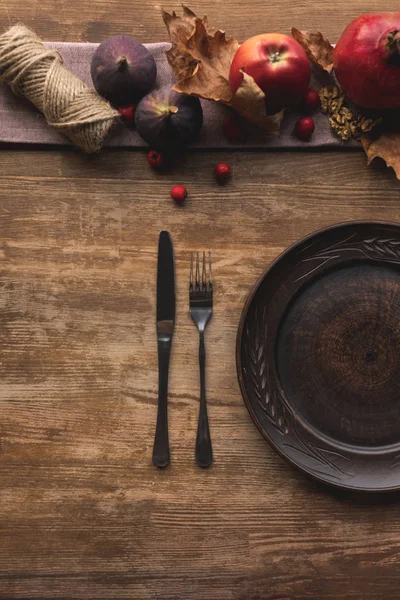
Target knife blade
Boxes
[152,231,175,467]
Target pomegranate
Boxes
[334,13,400,109]
[229,34,311,113]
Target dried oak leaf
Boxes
[162,6,283,134]
[291,28,334,73]
[361,132,400,180]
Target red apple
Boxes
[229,34,311,113]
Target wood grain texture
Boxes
[0,0,391,42]
[0,0,400,598]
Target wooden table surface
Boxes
[1,1,400,599]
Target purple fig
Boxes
[91,35,157,107]
[135,86,203,153]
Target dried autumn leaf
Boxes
[231,72,283,134]
[162,6,237,103]
[361,132,400,180]
[162,6,199,82]
[162,5,197,45]
[162,6,283,133]
[291,28,334,73]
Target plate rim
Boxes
[236,219,400,493]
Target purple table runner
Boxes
[0,41,356,150]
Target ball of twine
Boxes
[0,24,119,153]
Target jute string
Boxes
[0,24,119,153]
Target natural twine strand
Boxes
[0,24,119,153]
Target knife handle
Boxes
[152,337,172,467]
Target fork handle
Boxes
[196,331,213,468]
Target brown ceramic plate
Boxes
[237,221,400,492]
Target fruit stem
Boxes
[118,56,129,72]
[387,30,400,65]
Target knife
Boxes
[152,231,176,468]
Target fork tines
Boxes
[190,251,213,294]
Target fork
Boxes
[190,251,213,468]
